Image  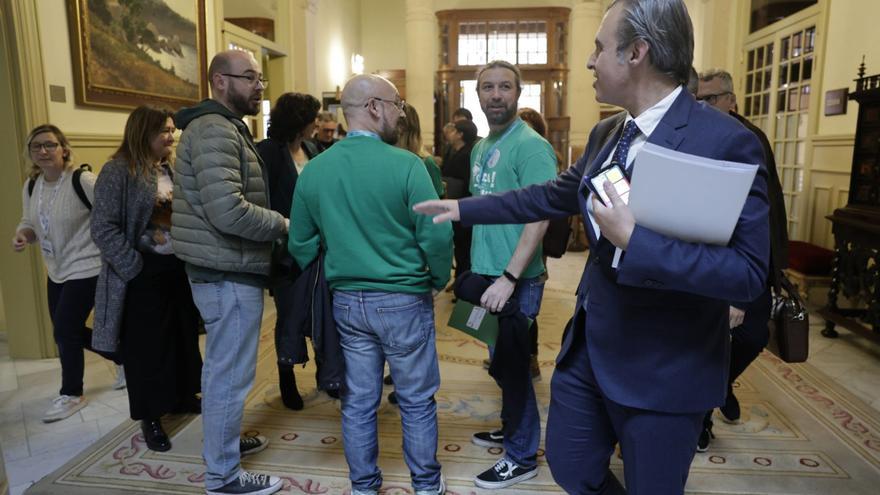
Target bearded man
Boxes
[172,49,287,495]
[290,74,451,495]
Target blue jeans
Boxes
[333,290,442,494]
[189,280,264,490]
[487,276,545,468]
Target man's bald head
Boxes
[340,74,403,144]
[207,50,264,117]
[208,50,256,89]
[341,75,396,110]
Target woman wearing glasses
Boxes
[91,106,203,452]
[12,124,124,423]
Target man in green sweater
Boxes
[290,74,452,495]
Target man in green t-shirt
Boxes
[290,74,451,495]
[467,60,557,490]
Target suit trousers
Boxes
[545,308,704,495]
[729,287,772,383]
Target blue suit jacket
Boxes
[459,91,770,414]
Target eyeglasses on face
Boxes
[29,142,60,153]
[696,91,732,104]
[365,97,405,111]
[221,73,268,88]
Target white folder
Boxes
[627,143,759,246]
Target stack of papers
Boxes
[628,143,759,246]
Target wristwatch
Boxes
[502,270,519,283]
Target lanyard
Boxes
[38,170,65,235]
[475,119,522,192]
[347,130,380,140]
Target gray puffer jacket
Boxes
[171,99,286,277]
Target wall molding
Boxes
[67,132,123,148]
[812,133,855,147]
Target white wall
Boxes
[360,0,407,73]
[312,0,363,95]
[817,0,880,137]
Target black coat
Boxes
[730,112,788,292]
[257,138,319,286]
[275,253,344,392]
[453,272,531,438]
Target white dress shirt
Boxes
[586,85,684,242]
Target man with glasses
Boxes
[172,50,286,495]
[290,74,451,495]
[696,68,788,452]
[414,1,770,492]
[312,110,340,153]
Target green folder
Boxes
[447,300,499,346]
[446,300,535,346]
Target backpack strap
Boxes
[72,163,92,210]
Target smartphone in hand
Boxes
[584,162,631,207]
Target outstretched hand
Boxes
[591,180,635,250]
[413,199,460,224]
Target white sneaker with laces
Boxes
[42,395,88,423]
[205,470,282,495]
[112,364,127,390]
[474,457,537,489]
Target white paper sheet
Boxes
[627,143,759,246]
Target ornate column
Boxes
[568,0,603,148]
[0,0,55,358]
[406,0,437,150]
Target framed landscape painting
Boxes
[66,0,208,110]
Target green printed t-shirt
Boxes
[469,118,557,279]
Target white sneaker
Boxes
[205,470,282,494]
[42,395,87,423]
[112,364,127,390]
[415,475,446,495]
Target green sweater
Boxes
[290,135,452,292]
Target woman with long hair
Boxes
[91,106,202,452]
[12,124,124,423]
[256,92,327,410]
[397,102,445,198]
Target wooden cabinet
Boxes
[819,69,880,341]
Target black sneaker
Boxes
[720,390,741,423]
[474,457,537,489]
[696,417,714,453]
[388,391,398,405]
[471,429,504,448]
[240,435,268,456]
[206,471,282,495]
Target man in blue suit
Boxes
[414,0,770,493]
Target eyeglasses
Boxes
[365,97,405,112]
[221,73,268,88]
[696,91,732,104]
[29,142,60,153]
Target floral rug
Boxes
[26,254,880,494]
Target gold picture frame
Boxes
[66,0,208,110]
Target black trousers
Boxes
[452,223,472,278]
[729,287,772,385]
[120,253,202,420]
[47,276,120,397]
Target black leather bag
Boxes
[768,274,809,363]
